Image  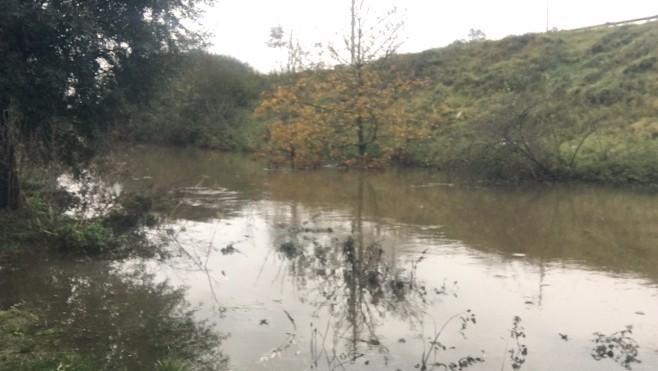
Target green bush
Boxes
[104,193,157,234]
[127,52,266,151]
[56,221,115,254]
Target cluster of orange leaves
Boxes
[255,66,446,168]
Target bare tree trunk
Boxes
[0,107,20,210]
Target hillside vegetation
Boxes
[134,22,658,185]
[392,21,658,184]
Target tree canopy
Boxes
[255,0,443,169]
[127,52,265,150]
[0,0,211,209]
[256,66,441,168]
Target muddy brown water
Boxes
[2,146,658,370]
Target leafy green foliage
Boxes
[126,53,266,151]
[0,166,162,257]
[55,220,116,254]
[104,193,157,233]
[0,0,208,133]
[52,191,163,256]
[0,0,210,210]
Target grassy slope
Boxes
[393,21,658,184]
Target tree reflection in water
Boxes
[268,175,484,370]
[0,256,228,370]
[275,232,439,369]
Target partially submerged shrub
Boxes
[54,193,161,256]
[56,220,116,254]
[104,193,158,234]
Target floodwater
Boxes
[3,146,658,370]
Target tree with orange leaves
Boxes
[256,1,444,169]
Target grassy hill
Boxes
[391,21,658,184]
[129,21,658,185]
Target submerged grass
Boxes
[0,302,224,371]
[1,167,165,259]
[0,303,95,371]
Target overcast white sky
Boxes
[201,0,657,72]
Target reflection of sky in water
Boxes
[107,148,658,369]
[127,199,658,371]
[57,172,123,218]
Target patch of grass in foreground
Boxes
[0,303,94,371]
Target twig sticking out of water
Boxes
[309,321,365,370]
[418,310,482,371]
[284,309,297,331]
[501,316,527,371]
[168,228,224,307]
[258,308,299,364]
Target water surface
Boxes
[3,146,658,370]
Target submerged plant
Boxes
[591,325,641,370]
[506,316,528,370]
[279,241,299,259]
[417,310,483,371]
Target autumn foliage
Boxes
[256,65,444,169]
